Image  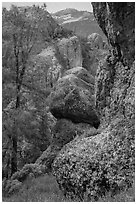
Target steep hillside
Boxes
[52,8,107,40]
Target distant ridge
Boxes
[52,8,106,40]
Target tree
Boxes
[3,5,39,175]
[2,4,57,177]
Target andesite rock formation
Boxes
[36,65,100,168]
[3,6,107,195]
[52,2,135,201]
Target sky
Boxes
[2,2,93,13]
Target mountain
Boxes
[52,8,107,40]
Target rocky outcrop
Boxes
[95,58,135,123]
[36,67,99,171]
[93,2,135,122]
[26,46,63,90]
[26,36,83,89]
[53,3,135,201]
[92,2,135,66]
[57,36,82,69]
[49,67,100,128]
[88,33,103,49]
[81,36,108,77]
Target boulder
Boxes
[63,67,95,85]
[49,73,100,128]
[53,118,135,201]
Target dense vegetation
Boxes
[3,4,52,179]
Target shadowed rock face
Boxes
[93,2,135,122]
[92,2,135,66]
[49,67,100,128]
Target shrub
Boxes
[53,26,74,40]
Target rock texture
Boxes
[81,37,108,77]
[53,2,135,201]
[36,119,96,170]
[57,36,82,69]
[95,58,135,123]
[37,66,100,171]
[53,118,134,201]
[26,36,83,89]
[49,67,100,128]
[88,33,103,49]
[92,2,135,66]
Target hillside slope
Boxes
[52,8,107,40]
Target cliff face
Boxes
[92,2,135,66]
[92,2,135,123]
[52,3,135,201]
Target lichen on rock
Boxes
[53,118,135,201]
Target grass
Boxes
[2,174,69,202]
[3,174,135,202]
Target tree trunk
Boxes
[16,92,20,109]
[11,135,17,175]
[10,52,20,175]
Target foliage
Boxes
[2,174,68,202]
[53,26,74,40]
[2,4,56,176]
[3,105,50,176]
[3,163,46,195]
